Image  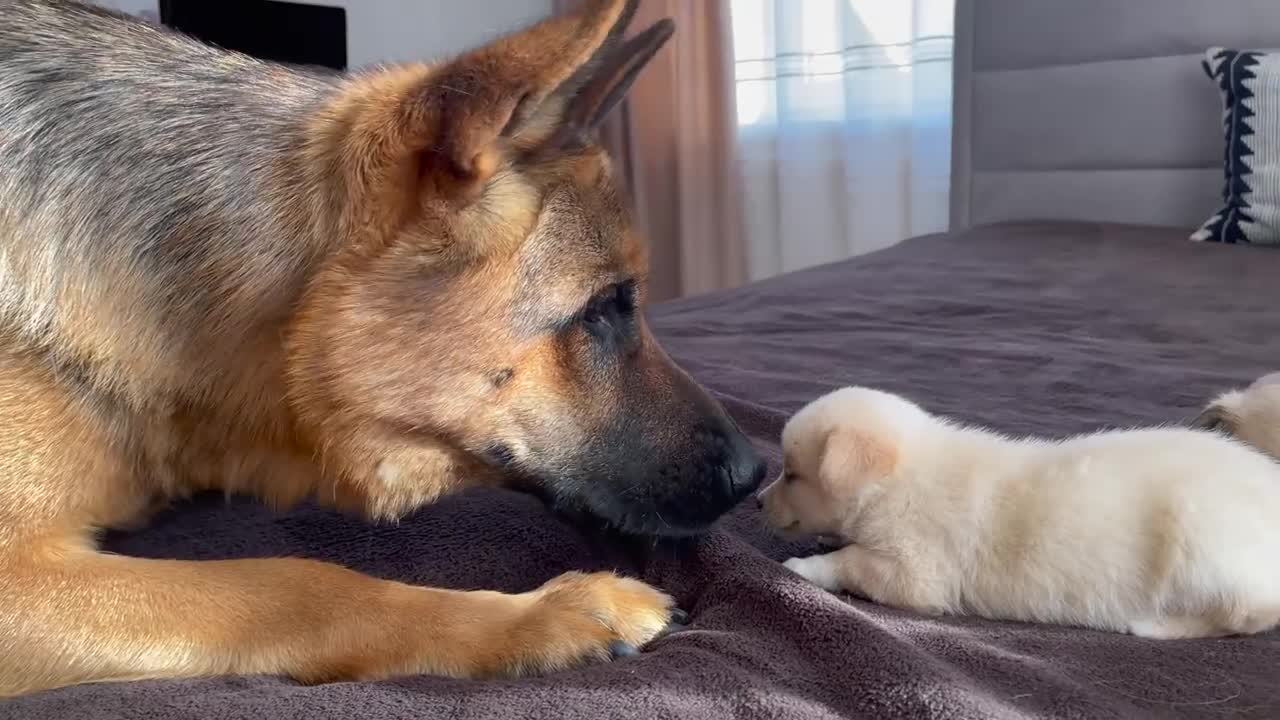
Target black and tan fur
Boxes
[0,0,765,696]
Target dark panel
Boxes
[161,0,347,71]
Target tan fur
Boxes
[0,0,718,697]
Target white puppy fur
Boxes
[757,386,1280,639]
[1195,372,1280,461]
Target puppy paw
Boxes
[783,556,809,575]
[499,571,680,675]
[783,556,840,591]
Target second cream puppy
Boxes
[1195,372,1280,460]
[757,387,1280,639]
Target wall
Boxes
[315,1,553,66]
[94,0,156,20]
[91,0,554,66]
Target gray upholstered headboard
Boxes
[949,0,1280,231]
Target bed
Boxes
[11,1,1280,719]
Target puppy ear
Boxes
[1192,404,1237,434]
[331,0,642,215]
[818,426,897,486]
[1193,389,1245,434]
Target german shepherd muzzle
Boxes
[0,0,764,695]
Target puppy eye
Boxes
[783,471,797,483]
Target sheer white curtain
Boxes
[731,0,954,281]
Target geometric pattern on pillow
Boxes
[1193,47,1280,244]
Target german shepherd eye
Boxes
[580,281,636,331]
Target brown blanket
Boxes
[7,222,1280,719]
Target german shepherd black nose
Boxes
[663,417,766,529]
[725,424,768,499]
[542,413,764,537]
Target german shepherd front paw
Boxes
[505,571,679,674]
[298,571,682,684]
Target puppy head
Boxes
[288,1,764,533]
[756,387,924,537]
[1194,372,1280,459]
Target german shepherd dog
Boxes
[0,0,765,696]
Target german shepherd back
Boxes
[0,1,338,404]
[0,0,764,696]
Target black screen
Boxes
[160,0,347,71]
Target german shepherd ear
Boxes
[541,16,675,151]
[374,0,668,201]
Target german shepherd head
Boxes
[281,0,765,534]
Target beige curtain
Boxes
[733,0,954,280]
[555,0,745,301]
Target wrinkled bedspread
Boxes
[8,222,1280,720]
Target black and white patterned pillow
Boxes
[1193,47,1280,245]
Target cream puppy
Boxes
[1195,372,1280,460]
[757,386,1280,639]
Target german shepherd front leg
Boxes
[0,359,673,696]
[0,550,673,695]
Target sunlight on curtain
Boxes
[731,0,954,280]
